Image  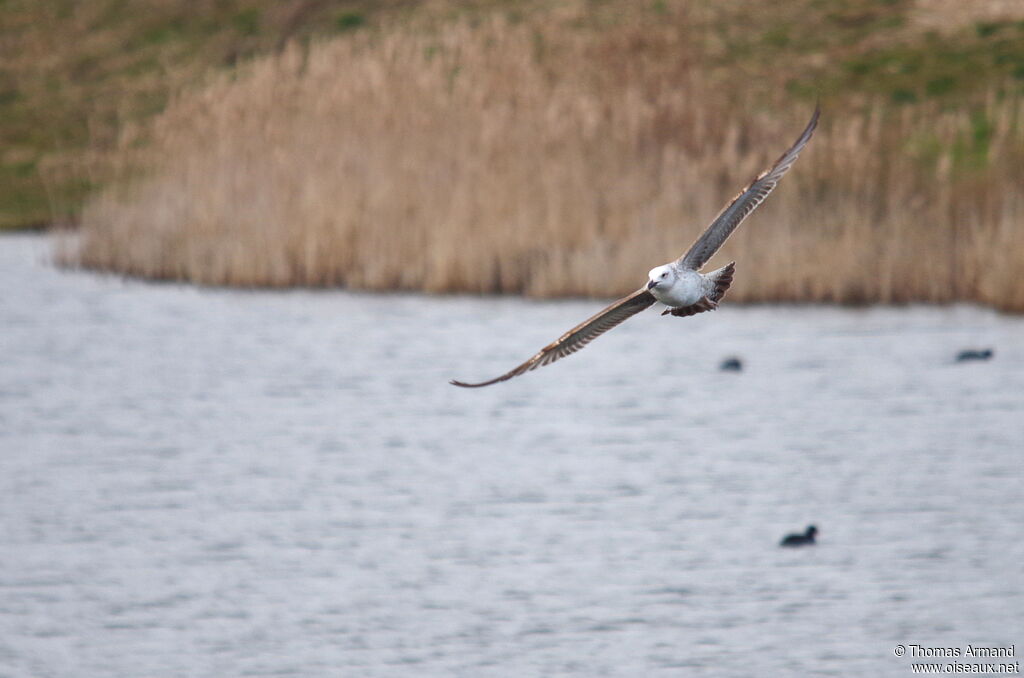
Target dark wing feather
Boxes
[450,288,656,388]
[678,107,819,271]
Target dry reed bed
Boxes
[64,18,1024,311]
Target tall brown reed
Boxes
[63,15,1024,311]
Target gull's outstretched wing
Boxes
[451,288,656,388]
[678,107,819,271]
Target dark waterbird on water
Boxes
[780,525,817,547]
[955,348,993,362]
[451,107,820,387]
[719,357,743,372]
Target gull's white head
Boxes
[647,265,675,290]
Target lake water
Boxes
[1,233,1022,677]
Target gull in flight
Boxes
[451,107,820,388]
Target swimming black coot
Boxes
[955,349,993,362]
[780,525,817,547]
[719,357,743,372]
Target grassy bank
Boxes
[58,1,1024,310]
[0,0,421,229]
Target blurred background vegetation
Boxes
[3,0,1024,231]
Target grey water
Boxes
[1,233,1022,677]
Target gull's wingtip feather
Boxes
[450,377,501,388]
[801,104,821,141]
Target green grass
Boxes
[827,29,1024,104]
[335,12,366,32]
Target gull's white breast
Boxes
[652,269,706,308]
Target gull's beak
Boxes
[647,279,658,290]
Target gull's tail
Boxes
[662,262,736,317]
[706,261,735,303]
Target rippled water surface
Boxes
[2,234,1022,677]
